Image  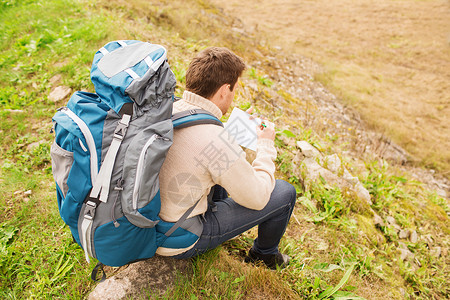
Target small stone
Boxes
[373,214,384,226]
[410,230,418,243]
[24,190,32,196]
[23,197,30,203]
[49,74,62,85]
[386,216,396,225]
[14,191,23,196]
[398,248,413,261]
[27,140,45,152]
[48,86,72,102]
[430,246,441,258]
[386,216,401,232]
[399,229,410,239]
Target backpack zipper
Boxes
[112,178,124,227]
[132,134,159,210]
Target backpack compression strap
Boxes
[89,103,133,203]
[83,104,133,263]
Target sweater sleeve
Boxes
[209,132,277,210]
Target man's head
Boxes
[186,47,246,112]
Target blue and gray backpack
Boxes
[50,40,222,274]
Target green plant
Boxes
[248,67,273,87]
[301,180,349,223]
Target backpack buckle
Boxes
[84,201,97,220]
[113,115,131,140]
[113,123,128,140]
[189,109,197,115]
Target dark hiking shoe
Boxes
[244,248,290,270]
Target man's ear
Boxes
[218,83,230,100]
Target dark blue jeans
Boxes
[173,180,297,259]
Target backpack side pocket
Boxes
[51,140,74,198]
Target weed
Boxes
[248,67,274,87]
[301,181,350,223]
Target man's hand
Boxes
[256,120,275,141]
[246,107,276,141]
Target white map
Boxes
[224,107,262,151]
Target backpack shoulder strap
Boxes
[172,109,223,129]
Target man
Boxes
[157,47,296,269]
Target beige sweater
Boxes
[156,91,277,256]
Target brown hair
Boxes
[185,47,246,99]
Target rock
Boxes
[386,216,401,232]
[301,153,373,209]
[23,190,32,196]
[379,140,408,165]
[373,214,384,226]
[88,256,189,300]
[296,141,321,158]
[399,229,410,239]
[399,248,413,260]
[302,157,343,186]
[430,246,441,258]
[49,74,62,85]
[48,86,72,102]
[4,109,23,113]
[410,230,418,243]
[354,182,372,205]
[325,154,341,173]
[398,244,414,261]
[386,216,396,225]
[27,140,45,152]
[247,82,258,91]
[343,169,359,185]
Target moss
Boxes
[356,214,385,246]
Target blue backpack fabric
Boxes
[50,40,222,267]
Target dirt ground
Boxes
[210,0,450,174]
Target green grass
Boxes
[0,0,110,297]
[0,0,448,299]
